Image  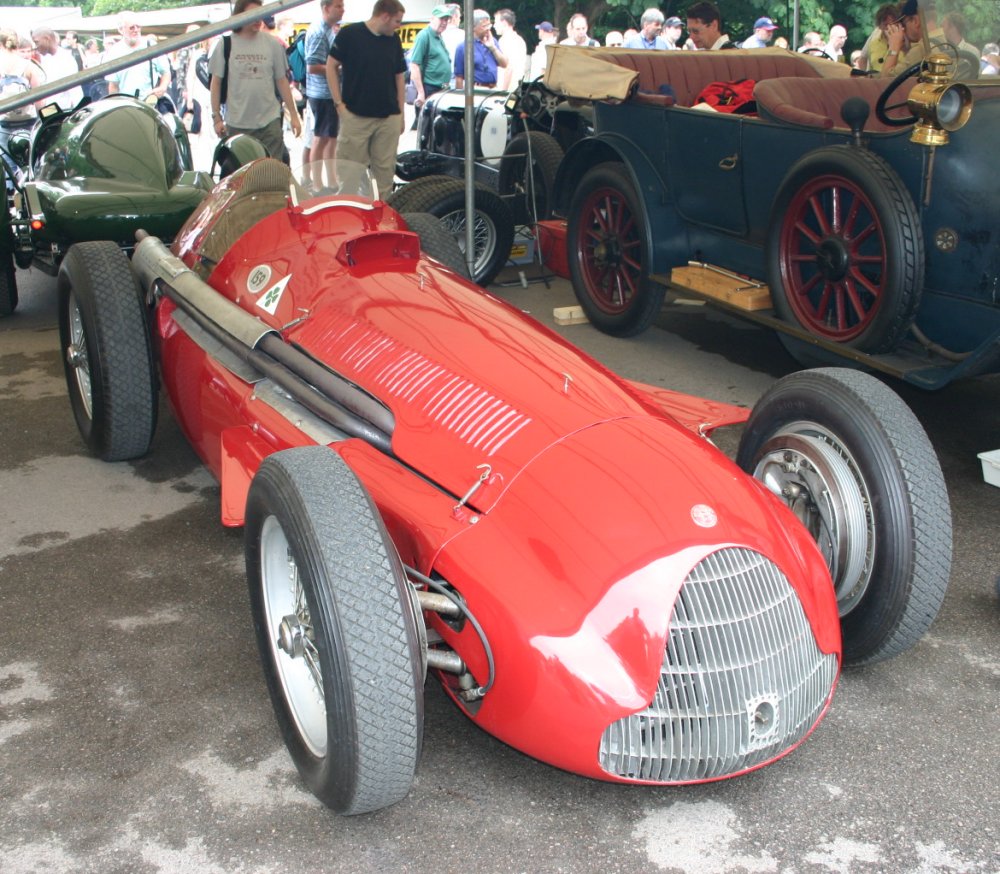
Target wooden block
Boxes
[671,265,772,311]
[554,305,589,325]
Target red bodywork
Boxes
[156,172,841,784]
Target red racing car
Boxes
[58,159,951,814]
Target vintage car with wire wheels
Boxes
[0,94,221,317]
[546,44,1000,389]
[389,80,585,286]
[57,157,950,814]
[396,78,585,204]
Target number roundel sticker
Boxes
[246,265,272,294]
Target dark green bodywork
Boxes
[5,96,213,276]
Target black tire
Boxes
[567,162,664,337]
[57,242,157,461]
[766,146,923,354]
[402,211,471,278]
[387,177,514,286]
[0,250,17,316]
[385,174,457,210]
[245,448,424,814]
[497,131,564,225]
[736,368,952,666]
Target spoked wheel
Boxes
[737,368,952,666]
[57,241,157,461]
[387,177,514,286]
[497,131,564,225]
[402,211,470,278]
[246,448,424,814]
[0,250,17,316]
[767,146,922,353]
[567,162,663,337]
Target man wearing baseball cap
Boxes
[529,20,557,79]
[663,17,684,49]
[741,16,779,48]
[409,5,452,113]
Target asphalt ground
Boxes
[1,256,998,874]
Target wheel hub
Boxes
[66,343,84,369]
[816,238,850,281]
[751,431,874,615]
[278,614,308,659]
[593,236,620,268]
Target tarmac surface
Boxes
[1,251,998,873]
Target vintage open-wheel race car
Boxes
[58,158,951,814]
[0,94,223,318]
[544,43,1000,388]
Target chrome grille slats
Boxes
[599,547,837,783]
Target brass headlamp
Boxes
[907,53,973,146]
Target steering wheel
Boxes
[800,46,836,61]
[875,61,923,126]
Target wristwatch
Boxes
[887,50,899,57]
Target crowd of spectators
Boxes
[3,0,999,192]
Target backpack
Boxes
[694,79,757,114]
[286,31,306,87]
[195,53,211,90]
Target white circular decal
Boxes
[690,504,718,528]
[246,265,272,294]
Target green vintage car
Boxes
[0,95,215,316]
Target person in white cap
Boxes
[741,16,778,48]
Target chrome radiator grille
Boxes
[599,548,837,783]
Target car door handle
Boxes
[719,154,738,171]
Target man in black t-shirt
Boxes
[326,0,407,197]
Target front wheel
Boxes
[245,448,424,814]
[567,162,664,337]
[57,241,157,461]
[737,368,952,665]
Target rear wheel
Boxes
[245,448,424,814]
[387,177,514,286]
[767,146,922,353]
[57,242,157,461]
[737,368,951,665]
[497,131,564,225]
[568,162,663,337]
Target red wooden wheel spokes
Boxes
[578,187,643,315]
[779,174,887,342]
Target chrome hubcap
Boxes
[752,424,875,615]
[260,515,327,757]
[66,292,93,419]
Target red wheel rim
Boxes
[778,174,887,342]
[575,185,643,315]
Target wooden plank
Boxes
[554,305,589,325]
[671,265,772,312]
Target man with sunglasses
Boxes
[104,14,171,107]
